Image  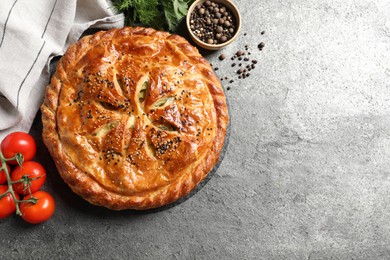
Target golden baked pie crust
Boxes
[41,27,229,210]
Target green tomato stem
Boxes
[0,151,38,216]
[19,197,38,204]
[10,174,45,184]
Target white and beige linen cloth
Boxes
[0,0,124,140]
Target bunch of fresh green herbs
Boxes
[111,0,194,32]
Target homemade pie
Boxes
[41,27,229,210]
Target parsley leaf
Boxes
[111,0,194,32]
[161,0,192,32]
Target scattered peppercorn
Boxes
[258,42,265,50]
[236,50,245,56]
[219,54,226,60]
[209,30,266,82]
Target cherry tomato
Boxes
[1,132,37,164]
[0,163,11,185]
[0,185,20,219]
[11,161,46,195]
[20,191,55,224]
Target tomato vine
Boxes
[0,132,55,223]
[0,151,38,216]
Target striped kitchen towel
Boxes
[0,0,124,140]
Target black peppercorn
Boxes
[189,0,237,45]
[219,54,226,60]
[258,42,265,50]
[236,50,244,56]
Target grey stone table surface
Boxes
[1,0,390,259]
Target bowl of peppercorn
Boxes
[187,0,241,50]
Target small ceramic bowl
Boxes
[186,0,241,50]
